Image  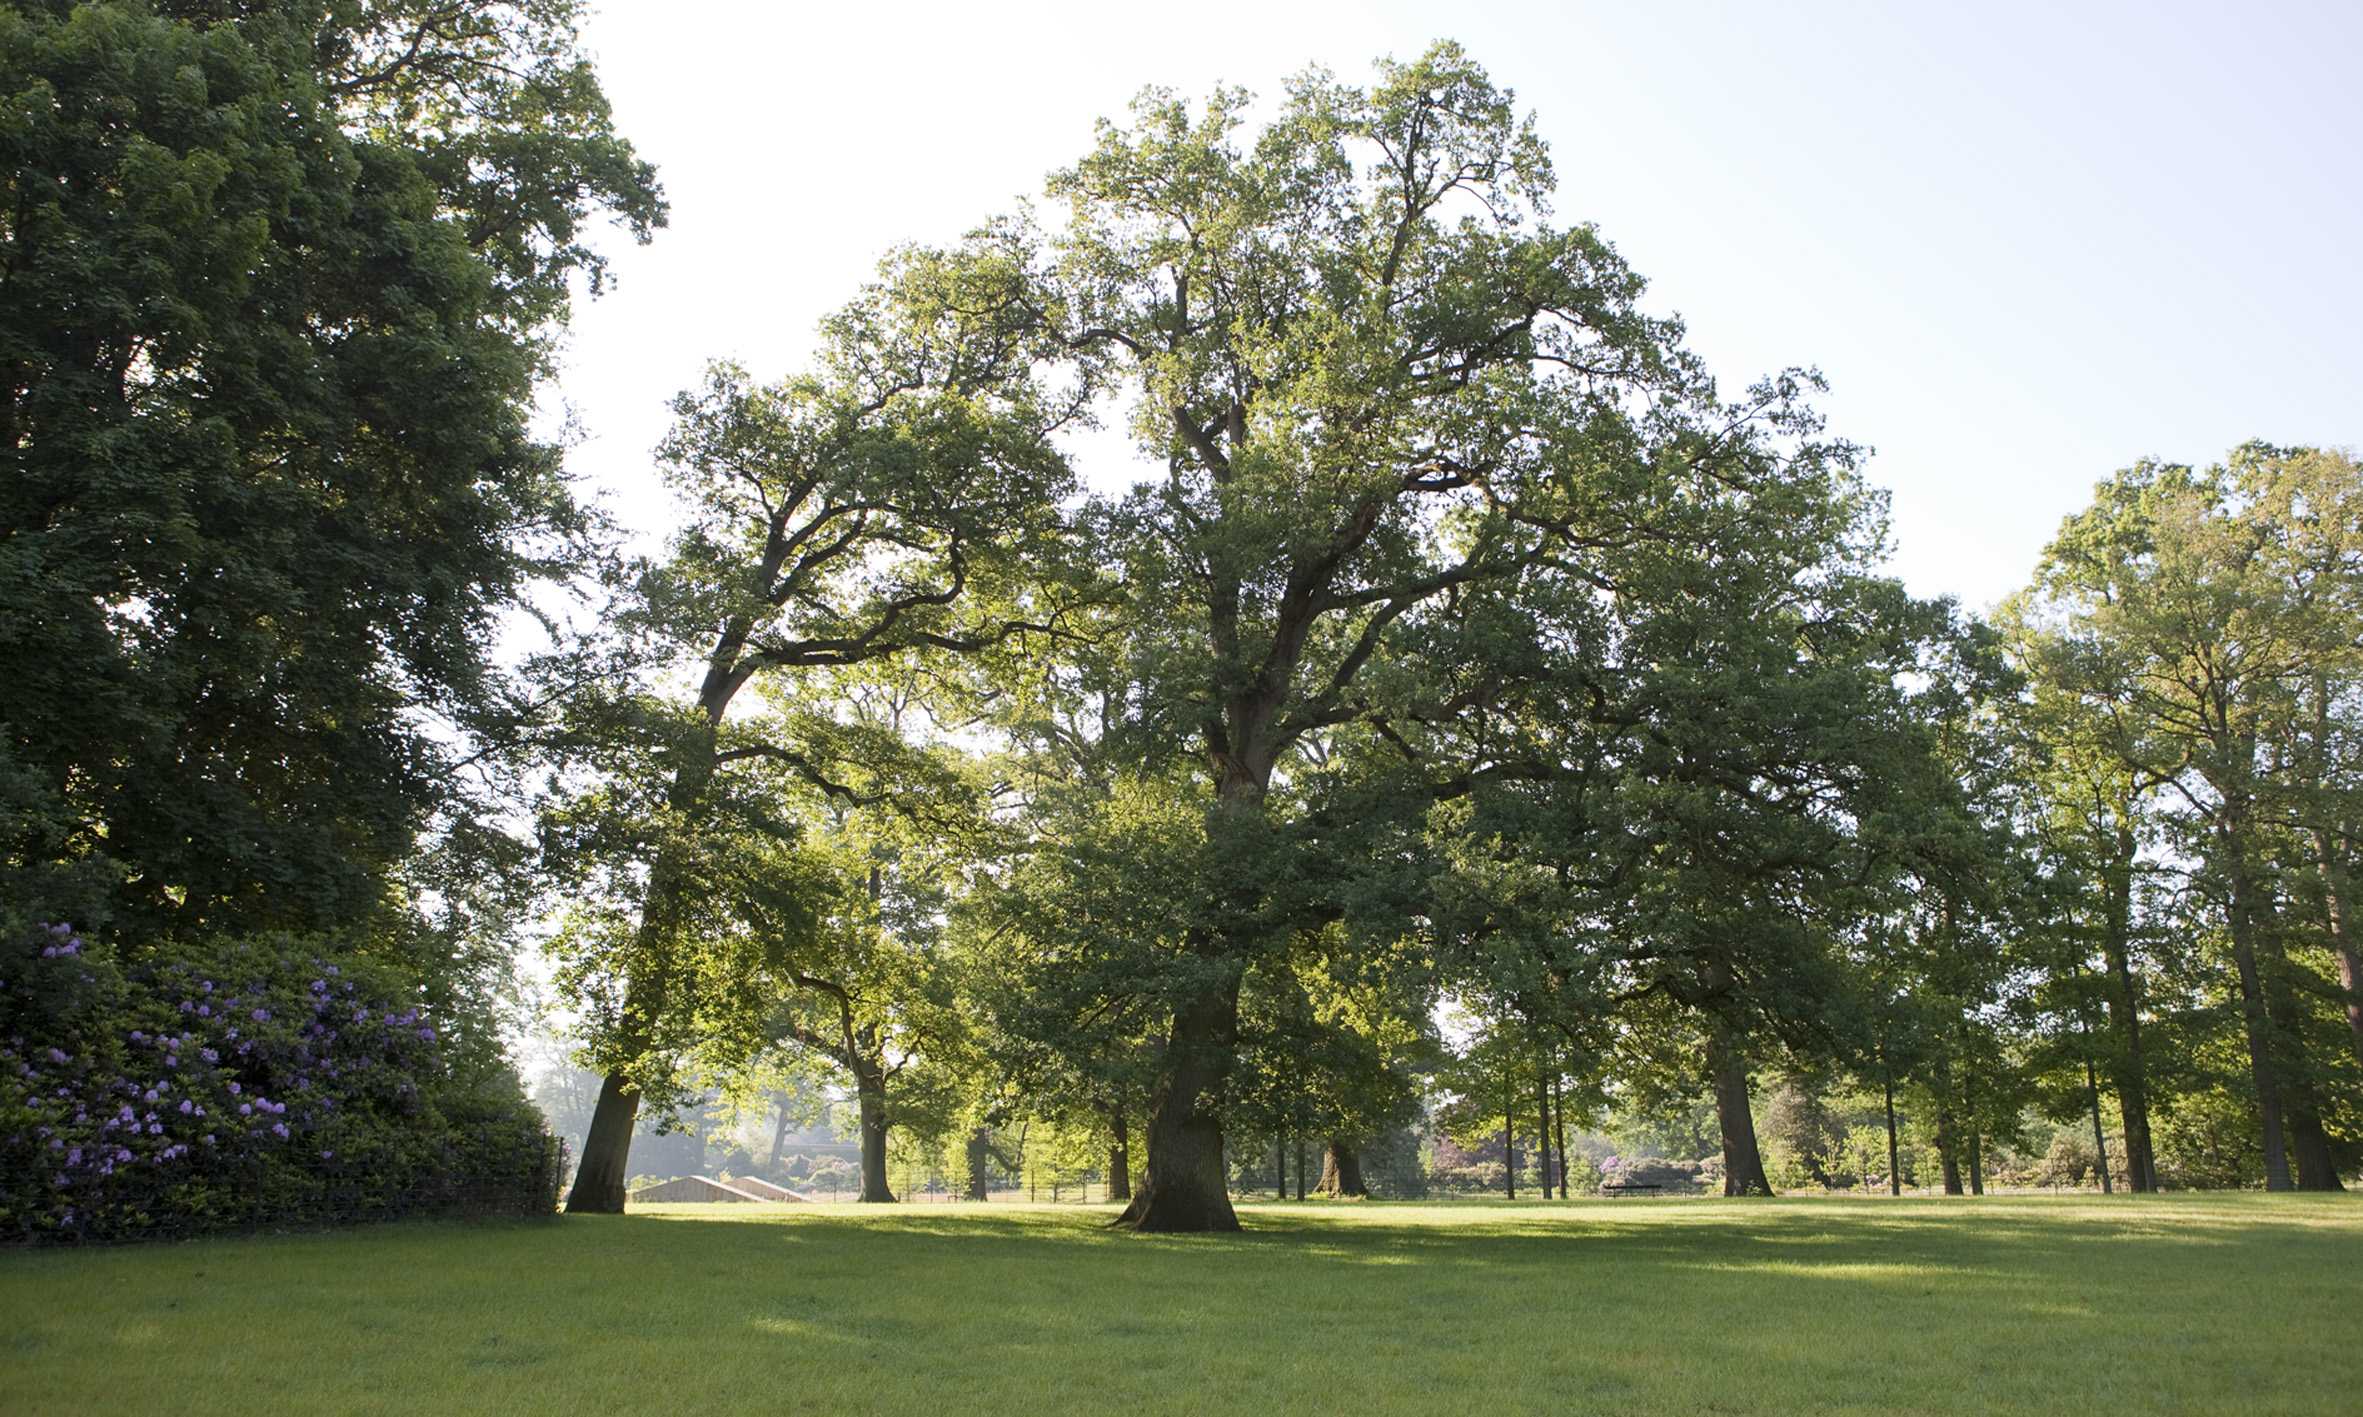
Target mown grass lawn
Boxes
[3,1194,2357,1415]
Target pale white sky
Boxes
[549,0,2363,612]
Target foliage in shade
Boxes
[0,0,663,939]
[1,924,560,1243]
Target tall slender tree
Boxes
[2021,448,2361,1190]
[546,246,1084,1211]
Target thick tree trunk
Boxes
[1114,978,1244,1232]
[2287,1105,2345,1191]
[1275,1137,1288,1201]
[2065,962,2109,1193]
[566,1071,642,1212]
[2256,925,2342,1191]
[2101,954,2157,1190]
[1113,728,1282,1235]
[2228,929,2294,1190]
[965,1127,993,1201]
[566,691,738,1214]
[1706,1023,1773,1196]
[2225,829,2296,1190]
[567,960,676,1214]
[855,1072,894,1203]
[1317,1137,1368,1197]
[1107,1109,1131,1202]
[2268,772,2343,1200]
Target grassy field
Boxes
[3,1194,2357,1415]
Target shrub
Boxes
[1762,1142,1818,1192]
[2152,1091,2266,1189]
[805,1158,858,1191]
[1,925,560,1243]
[1601,1155,1706,1193]
[2033,1130,2102,1189]
[1360,1126,1431,1199]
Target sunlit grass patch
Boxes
[2,1194,2356,1415]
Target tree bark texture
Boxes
[566,1070,643,1212]
[2254,955,2346,1188]
[2224,823,2297,1190]
[1317,1137,1368,1197]
[2308,682,2363,1072]
[565,707,732,1213]
[965,1128,993,1202]
[1706,1023,1773,1196]
[1114,977,1244,1231]
[2083,1053,2113,1194]
[855,1071,895,1203]
[1107,1109,1132,1202]
[2286,1103,2344,1191]
[2322,853,2363,1072]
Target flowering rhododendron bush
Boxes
[1,926,560,1242]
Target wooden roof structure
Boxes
[724,1176,814,1203]
[627,1175,769,1204]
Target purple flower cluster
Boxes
[0,925,550,1243]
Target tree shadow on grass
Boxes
[569,1196,2362,1414]
[602,1193,2358,1314]
[7,1197,2359,1415]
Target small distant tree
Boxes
[1840,1125,1892,1192]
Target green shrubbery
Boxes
[1,926,559,1243]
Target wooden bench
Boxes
[1601,1182,1664,1195]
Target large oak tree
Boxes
[1030,45,1863,1230]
